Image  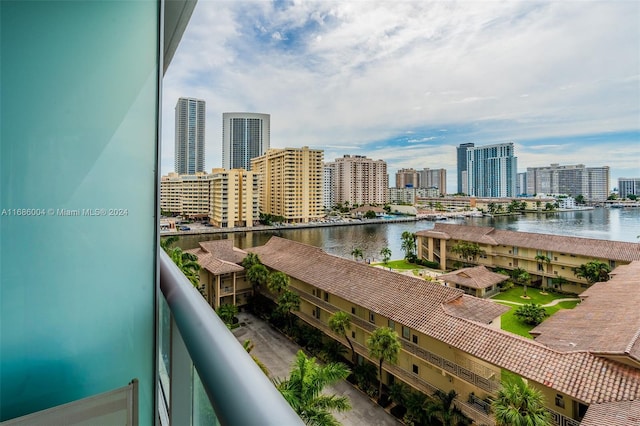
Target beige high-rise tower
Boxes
[210,168,259,228]
[251,147,324,223]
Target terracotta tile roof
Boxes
[531,261,640,363]
[581,399,640,425]
[416,223,640,262]
[199,239,248,264]
[186,239,247,275]
[248,237,494,329]
[442,295,510,323]
[439,265,509,289]
[250,236,640,406]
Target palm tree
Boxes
[401,231,417,261]
[380,247,392,265]
[574,260,611,284]
[450,242,485,266]
[351,247,364,261]
[267,271,290,295]
[168,247,201,288]
[241,252,261,269]
[274,350,351,426]
[367,327,401,400]
[216,303,238,326]
[246,263,269,291]
[329,311,356,363]
[512,268,531,297]
[426,389,471,426]
[276,289,300,330]
[492,379,552,426]
[160,235,179,252]
[534,254,551,272]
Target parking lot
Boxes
[232,312,402,426]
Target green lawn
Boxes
[371,259,422,270]
[497,299,580,339]
[491,286,576,305]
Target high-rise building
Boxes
[160,172,212,219]
[420,168,447,195]
[526,164,610,201]
[456,143,474,194]
[222,112,270,171]
[323,163,336,209]
[210,168,259,228]
[175,97,206,175]
[516,172,528,196]
[328,155,388,206]
[395,168,419,189]
[466,142,517,197]
[251,147,324,223]
[619,178,640,199]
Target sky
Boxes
[162,0,640,192]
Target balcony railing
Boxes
[159,251,303,426]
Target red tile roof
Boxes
[580,399,640,425]
[250,236,640,406]
[439,265,509,289]
[416,223,640,262]
[531,261,640,363]
[186,239,246,275]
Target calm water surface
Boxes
[177,208,640,262]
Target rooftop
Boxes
[249,236,640,406]
[531,261,640,364]
[416,223,640,262]
[439,265,509,289]
[186,239,247,275]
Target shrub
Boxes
[514,303,548,325]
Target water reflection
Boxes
[176,208,639,261]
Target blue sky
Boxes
[162,0,640,192]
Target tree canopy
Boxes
[367,327,401,400]
[274,350,351,426]
[492,379,552,426]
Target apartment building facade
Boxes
[249,236,640,426]
[457,143,475,194]
[420,168,447,195]
[329,155,388,206]
[526,164,610,202]
[416,223,640,293]
[618,177,640,199]
[222,112,270,171]
[251,147,324,223]
[209,168,259,228]
[160,171,212,218]
[395,168,420,188]
[466,142,517,198]
[323,162,336,209]
[160,169,259,227]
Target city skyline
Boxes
[162,1,639,191]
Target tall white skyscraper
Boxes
[175,97,205,175]
[466,142,517,197]
[222,113,270,171]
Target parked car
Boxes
[179,226,190,231]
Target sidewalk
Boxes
[232,312,402,426]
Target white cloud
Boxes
[162,0,640,191]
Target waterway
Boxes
[176,208,640,262]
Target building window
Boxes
[351,331,356,339]
[312,288,316,297]
[324,292,329,302]
[555,394,565,409]
[369,311,375,323]
[412,335,418,344]
[313,308,320,319]
[412,364,419,374]
[388,319,395,330]
[402,326,410,340]
[351,306,356,315]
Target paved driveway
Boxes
[232,312,402,426]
